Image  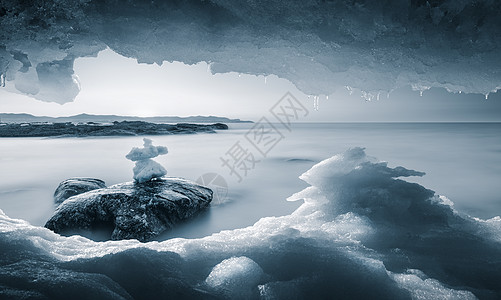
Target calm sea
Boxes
[1,122,500,238]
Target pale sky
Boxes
[0,48,500,122]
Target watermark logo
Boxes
[219,91,309,183]
[220,141,261,183]
[198,91,310,191]
[244,117,284,157]
[196,172,228,205]
[270,92,309,131]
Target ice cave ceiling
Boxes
[0,0,500,103]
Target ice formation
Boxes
[205,256,265,299]
[1,148,500,298]
[125,138,168,183]
[1,0,501,102]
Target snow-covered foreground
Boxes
[1,148,500,299]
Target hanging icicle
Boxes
[313,95,319,111]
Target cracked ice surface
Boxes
[1,0,500,103]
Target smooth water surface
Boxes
[0,123,500,238]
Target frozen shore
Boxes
[1,148,500,299]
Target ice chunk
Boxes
[125,138,168,161]
[126,138,168,183]
[205,256,264,299]
[390,270,477,300]
[131,159,167,184]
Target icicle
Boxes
[361,91,374,101]
[0,73,5,87]
[419,90,423,97]
[345,86,354,95]
[313,96,319,111]
[485,93,489,100]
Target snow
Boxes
[1,0,501,102]
[1,147,500,298]
[390,270,476,300]
[125,138,168,183]
[205,256,265,299]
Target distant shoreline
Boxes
[0,113,253,124]
[0,121,229,137]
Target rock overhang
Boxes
[1,0,500,103]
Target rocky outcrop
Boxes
[45,177,212,242]
[54,178,106,204]
[0,121,228,137]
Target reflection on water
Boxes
[0,123,500,238]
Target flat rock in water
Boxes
[54,178,107,204]
[0,121,229,137]
[45,178,212,242]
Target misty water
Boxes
[1,122,500,239]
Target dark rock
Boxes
[210,123,229,130]
[0,121,228,137]
[45,178,212,242]
[286,158,315,163]
[54,178,106,204]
